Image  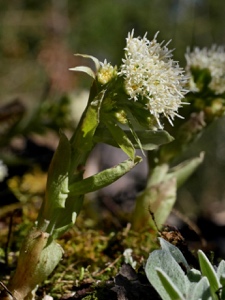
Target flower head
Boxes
[185,46,225,94]
[119,30,187,128]
[97,59,117,85]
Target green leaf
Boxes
[51,205,79,239]
[218,263,225,300]
[133,153,203,230]
[105,120,135,160]
[38,132,71,226]
[188,277,212,300]
[36,239,63,284]
[217,260,225,282]
[150,177,177,228]
[127,118,144,155]
[198,250,221,300]
[69,156,142,195]
[70,90,106,161]
[145,242,189,300]
[128,129,174,150]
[94,128,174,150]
[156,268,185,300]
[167,152,204,188]
[53,157,142,237]
[132,164,177,230]
[220,278,225,299]
[145,238,214,300]
[159,238,190,272]
[82,90,105,140]
[133,176,177,230]
[134,153,204,230]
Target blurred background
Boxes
[1,0,225,231]
[1,0,225,100]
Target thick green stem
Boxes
[131,164,170,231]
[132,152,204,231]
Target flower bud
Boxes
[97,60,117,85]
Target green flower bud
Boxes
[114,109,128,124]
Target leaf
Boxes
[134,153,204,230]
[69,156,142,195]
[217,263,225,300]
[70,90,106,160]
[145,238,214,300]
[217,260,225,282]
[128,129,174,150]
[167,152,204,188]
[51,205,79,239]
[69,53,101,79]
[74,53,101,70]
[127,118,144,155]
[94,128,174,150]
[220,275,225,299]
[132,164,176,230]
[156,268,185,300]
[134,176,176,230]
[151,177,177,228]
[133,153,204,230]
[82,91,105,139]
[53,157,142,237]
[145,243,189,300]
[105,120,135,160]
[188,277,212,300]
[159,238,190,272]
[69,66,96,79]
[36,239,63,284]
[39,132,71,224]
[198,250,221,300]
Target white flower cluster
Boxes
[185,46,225,94]
[119,30,187,128]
